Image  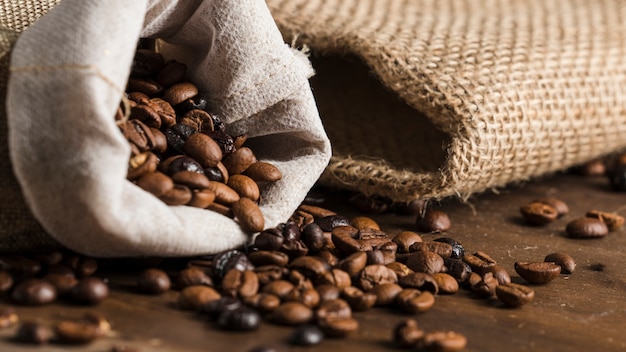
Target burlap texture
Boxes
[267,0,626,202]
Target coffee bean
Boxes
[396,288,435,313]
[43,273,79,297]
[297,204,336,218]
[212,250,251,279]
[254,265,286,286]
[247,251,289,267]
[350,216,380,230]
[183,133,222,168]
[398,272,439,295]
[163,155,204,175]
[514,261,561,284]
[317,269,351,290]
[443,258,472,283]
[289,324,324,346]
[178,285,221,310]
[159,184,192,205]
[385,262,414,279]
[370,283,403,306]
[243,292,281,313]
[520,202,558,225]
[286,287,320,309]
[15,322,51,344]
[135,171,174,198]
[0,270,13,292]
[315,298,352,324]
[544,252,576,274]
[54,319,101,344]
[358,264,398,292]
[410,241,453,260]
[393,319,425,348]
[156,60,186,87]
[316,284,341,302]
[432,273,459,294]
[227,174,260,201]
[0,307,18,328]
[301,223,325,253]
[422,330,467,352]
[496,283,535,307]
[270,301,313,325]
[204,130,235,156]
[165,123,196,153]
[137,268,171,294]
[415,210,451,233]
[12,279,57,305]
[188,189,216,208]
[470,272,498,297]
[262,280,295,300]
[180,109,214,133]
[405,250,444,275]
[127,152,159,180]
[222,147,257,175]
[162,82,198,106]
[289,256,330,279]
[392,231,423,253]
[585,210,625,231]
[462,251,496,274]
[482,265,511,285]
[319,316,359,338]
[433,237,465,259]
[221,269,259,298]
[232,197,265,233]
[566,217,608,239]
[254,229,284,251]
[316,215,351,232]
[72,277,109,305]
[217,306,261,331]
[207,181,240,205]
[337,252,368,278]
[171,171,210,190]
[177,267,213,288]
[534,197,569,217]
[202,296,243,320]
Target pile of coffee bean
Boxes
[118,43,282,233]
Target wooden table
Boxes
[0,173,625,351]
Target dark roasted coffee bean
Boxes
[422,331,467,352]
[586,210,625,231]
[0,307,18,328]
[462,251,496,274]
[544,252,576,274]
[279,222,301,242]
[566,217,609,239]
[12,279,57,305]
[301,223,325,253]
[178,96,208,112]
[432,273,459,294]
[289,324,324,346]
[534,197,569,217]
[415,209,451,233]
[514,261,561,284]
[433,237,465,259]
[171,171,210,189]
[496,283,535,307]
[137,268,171,294]
[520,202,558,225]
[392,231,423,253]
[393,319,425,348]
[15,322,51,344]
[202,296,243,319]
[315,215,351,232]
[405,250,444,275]
[131,49,163,78]
[178,285,221,310]
[396,288,435,313]
[163,155,204,175]
[280,239,309,259]
[254,265,286,286]
[212,250,251,279]
[204,130,235,157]
[444,258,472,283]
[254,229,284,251]
[270,302,313,325]
[72,277,109,305]
[165,123,196,153]
[203,165,226,182]
[43,273,78,297]
[217,306,261,331]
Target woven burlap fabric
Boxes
[1,0,331,256]
[0,0,61,253]
[267,0,626,202]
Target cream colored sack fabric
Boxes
[4,0,330,256]
[267,0,626,202]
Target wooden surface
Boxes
[0,173,625,352]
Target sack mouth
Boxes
[309,55,451,201]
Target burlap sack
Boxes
[267,0,626,202]
[0,0,330,256]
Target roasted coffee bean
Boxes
[72,277,109,305]
[270,302,313,325]
[204,130,235,156]
[396,288,435,313]
[366,250,385,265]
[288,270,313,290]
[315,298,352,324]
[301,223,325,253]
[279,222,301,241]
[374,241,398,264]
[316,284,341,302]
[341,286,377,311]
[462,251,496,274]
[254,265,286,286]
[444,258,472,283]
[212,250,251,279]
[371,283,403,306]
[183,133,222,168]
[393,319,425,348]
[415,209,451,233]
[128,78,163,97]
[127,151,159,180]
[163,155,204,175]
[217,306,261,331]
[422,331,467,352]
[221,269,259,298]
[207,181,240,205]
[15,322,51,344]
[392,231,423,253]
[281,239,309,259]
[0,270,13,292]
[470,272,498,297]
[566,217,609,239]
[232,134,248,149]
[289,256,330,279]
[178,96,208,112]
[180,109,214,133]
[222,147,256,175]
[338,251,368,278]
[232,197,265,233]
[410,241,453,260]
[188,189,216,208]
[405,250,444,275]
[262,280,295,299]
[165,123,196,153]
[398,272,439,294]
[385,262,414,279]
[228,174,260,201]
[136,268,171,294]
[289,324,324,346]
[243,293,281,313]
[254,229,284,251]
[207,202,233,218]
[317,269,351,290]
[171,171,210,189]
[496,283,535,307]
[178,285,221,310]
[202,296,243,319]
[392,199,427,215]
[544,252,576,274]
[316,215,351,232]
[520,202,558,225]
[359,264,398,292]
[297,204,336,218]
[586,210,625,231]
[514,261,561,284]
[136,171,174,198]
[248,251,289,267]
[159,184,192,205]
[350,216,380,230]
[162,82,198,106]
[332,226,366,254]
[432,273,459,294]
[54,319,101,344]
[482,265,511,285]
[43,273,79,297]
[12,279,57,306]
[433,237,465,259]
[315,249,340,267]
[534,197,569,217]
[0,307,18,328]
[177,267,213,288]
[156,60,186,87]
[285,287,320,309]
[131,49,164,78]
[319,316,359,338]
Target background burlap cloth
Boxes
[266,0,626,202]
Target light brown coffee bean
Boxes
[371,283,403,306]
[565,217,608,239]
[534,197,569,217]
[337,251,368,278]
[222,147,257,175]
[432,273,459,294]
[270,302,313,326]
[398,272,439,294]
[171,171,210,190]
[462,252,496,274]
[248,251,289,267]
[316,284,341,302]
[232,197,265,233]
[147,98,176,127]
[187,189,216,208]
[127,151,158,180]
[359,264,398,292]
[396,288,435,313]
[422,331,467,352]
[415,209,451,233]
[243,292,281,313]
[317,269,352,290]
[207,182,240,205]
[586,210,625,231]
[496,283,535,307]
[207,202,233,218]
[180,109,214,133]
[243,162,283,183]
[520,202,558,225]
[405,250,444,275]
[514,261,561,284]
[227,174,260,201]
[43,273,78,297]
[393,319,425,348]
[178,285,221,310]
[544,252,576,274]
[319,317,359,338]
[159,184,192,205]
[54,319,101,344]
[183,133,222,168]
[350,217,380,230]
[385,262,414,279]
[470,272,499,297]
[128,78,163,97]
[340,286,377,311]
[315,298,352,323]
[135,171,173,197]
[262,280,295,300]
[482,265,511,285]
[392,231,423,253]
[285,287,320,309]
[177,267,213,288]
[222,269,259,298]
[162,82,198,106]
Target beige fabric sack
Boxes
[267,0,626,202]
[1,0,331,256]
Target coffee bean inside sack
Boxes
[118,43,282,234]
